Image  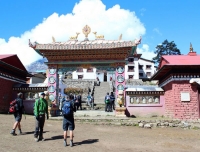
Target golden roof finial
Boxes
[82,25,91,38]
[190,43,193,52]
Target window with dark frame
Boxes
[77,68,83,72]
[128,75,134,79]
[146,65,151,70]
[87,68,93,72]
[139,73,143,77]
[146,72,151,77]
[128,58,134,63]
[139,65,143,69]
[78,75,83,79]
[128,66,134,72]
[24,92,35,100]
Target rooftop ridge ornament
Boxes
[69,32,80,40]
[129,36,142,56]
[190,42,193,52]
[52,36,56,43]
[118,34,122,40]
[93,31,104,39]
[134,36,142,45]
[82,25,91,41]
[28,39,36,49]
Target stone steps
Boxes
[80,103,106,110]
[94,82,110,103]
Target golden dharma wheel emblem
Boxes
[82,25,91,38]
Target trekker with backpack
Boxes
[110,92,115,112]
[87,93,92,108]
[105,92,111,112]
[62,95,76,147]
[10,92,24,135]
[33,92,49,142]
[76,94,82,110]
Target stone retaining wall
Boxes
[74,118,200,129]
[136,119,200,129]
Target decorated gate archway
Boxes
[29,25,141,116]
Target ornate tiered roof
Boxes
[29,25,141,63]
[34,40,136,50]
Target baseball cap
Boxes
[40,92,45,96]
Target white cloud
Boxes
[0,0,146,66]
[153,28,162,35]
[0,38,6,45]
[137,44,156,60]
[140,8,146,16]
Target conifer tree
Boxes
[153,39,181,65]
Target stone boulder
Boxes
[144,123,152,129]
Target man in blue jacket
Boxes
[62,95,76,147]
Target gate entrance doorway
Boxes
[104,72,107,82]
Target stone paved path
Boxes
[1,114,200,152]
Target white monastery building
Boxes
[65,56,156,82]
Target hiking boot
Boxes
[18,129,22,135]
[70,140,73,147]
[39,136,45,141]
[34,137,39,142]
[10,129,17,136]
[64,139,67,147]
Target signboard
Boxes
[181,92,190,101]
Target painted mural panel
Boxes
[130,95,160,104]
[115,65,125,98]
[48,66,58,102]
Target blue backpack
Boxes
[62,101,72,116]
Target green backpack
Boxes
[105,95,110,104]
[105,100,110,104]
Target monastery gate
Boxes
[29,25,141,116]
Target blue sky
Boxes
[0,0,199,65]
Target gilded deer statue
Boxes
[93,32,104,39]
[70,32,80,40]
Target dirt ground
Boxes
[1,114,200,152]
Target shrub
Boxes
[64,87,83,95]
